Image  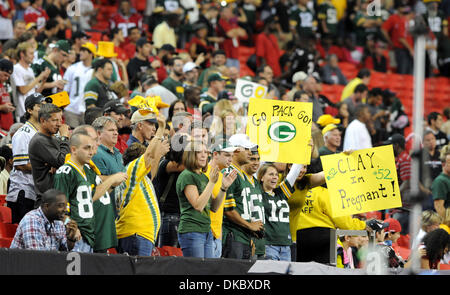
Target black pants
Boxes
[222,231,252,260]
[296,227,332,264]
[7,190,35,224]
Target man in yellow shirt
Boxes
[205,142,237,258]
[340,68,371,101]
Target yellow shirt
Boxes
[205,164,225,239]
[340,77,363,101]
[115,155,161,243]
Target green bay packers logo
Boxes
[268,121,296,142]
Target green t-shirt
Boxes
[53,162,97,248]
[431,172,450,209]
[199,92,217,115]
[161,76,184,100]
[222,165,265,245]
[31,57,62,97]
[318,2,338,37]
[176,169,212,233]
[289,5,315,38]
[84,77,116,108]
[262,180,294,246]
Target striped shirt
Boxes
[115,155,161,244]
[10,207,68,251]
[6,121,38,202]
[396,150,411,184]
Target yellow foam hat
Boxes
[96,41,117,58]
[81,42,97,56]
[47,91,70,108]
[128,95,170,115]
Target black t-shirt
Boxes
[127,57,152,89]
[153,159,181,214]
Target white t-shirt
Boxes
[343,119,373,151]
[12,63,37,121]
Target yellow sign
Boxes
[235,79,268,104]
[127,95,169,115]
[47,91,70,108]
[320,145,402,218]
[246,98,313,164]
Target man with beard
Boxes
[162,56,185,100]
[199,73,226,115]
[10,188,80,251]
[222,134,265,259]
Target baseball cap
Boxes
[383,133,405,146]
[366,219,390,231]
[103,100,129,115]
[211,142,239,153]
[317,114,340,127]
[55,40,71,54]
[136,37,152,48]
[384,218,402,233]
[24,93,47,110]
[183,61,199,73]
[71,31,89,40]
[229,133,257,149]
[208,73,225,84]
[292,71,307,84]
[26,22,37,30]
[0,59,13,74]
[322,124,339,135]
[130,110,158,124]
[160,44,176,52]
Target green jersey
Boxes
[53,161,98,248]
[317,2,338,37]
[176,169,212,233]
[289,5,315,38]
[161,76,184,100]
[199,92,217,115]
[262,180,294,246]
[84,77,116,108]
[31,57,62,97]
[222,164,265,245]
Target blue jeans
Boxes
[157,213,180,248]
[265,245,292,261]
[178,231,214,258]
[118,234,154,256]
[213,237,222,258]
[72,238,93,253]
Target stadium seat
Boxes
[0,222,18,238]
[107,248,118,254]
[0,206,11,223]
[0,194,5,206]
[159,246,183,257]
[0,237,12,248]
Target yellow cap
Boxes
[81,42,97,56]
[317,114,340,127]
[322,124,339,135]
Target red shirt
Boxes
[115,45,129,62]
[115,134,129,154]
[217,18,241,59]
[0,84,13,131]
[149,56,167,84]
[255,33,282,77]
[123,42,136,60]
[24,6,48,31]
[396,150,411,183]
[110,13,143,38]
[382,14,414,50]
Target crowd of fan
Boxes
[0,0,448,271]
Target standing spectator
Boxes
[2,20,26,51]
[197,49,227,89]
[116,115,169,256]
[83,59,116,109]
[10,188,80,251]
[63,42,95,128]
[28,103,70,198]
[221,134,264,259]
[0,59,15,132]
[31,39,70,97]
[217,5,247,69]
[12,42,49,122]
[109,28,129,63]
[34,18,58,45]
[381,3,415,75]
[286,71,307,101]
[182,61,199,88]
[143,74,178,118]
[127,110,158,147]
[255,17,283,77]
[161,57,185,100]
[176,141,236,258]
[152,13,179,50]
[110,0,143,38]
[199,73,226,115]
[340,68,371,101]
[53,132,127,253]
[426,112,449,151]
[363,41,390,73]
[289,0,315,42]
[343,104,372,151]
[318,123,342,156]
[0,145,12,194]
[123,26,141,61]
[421,131,443,204]
[317,0,338,40]
[102,100,130,154]
[127,37,155,90]
[303,75,324,122]
[7,93,45,224]
[432,146,450,219]
[23,0,48,31]
[342,83,368,122]
[419,228,450,270]
[151,43,175,84]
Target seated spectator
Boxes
[421,130,443,209]
[419,228,450,269]
[363,41,390,73]
[340,68,371,101]
[286,71,307,101]
[320,54,347,85]
[343,83,368,122]
[412,210,442,250]
[0,145,12,195]
[10,188,80,251]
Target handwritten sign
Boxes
[235,79,268,104]
[320,145,402,218]
[246,98,313,164]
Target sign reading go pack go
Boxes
[235,79,268,104]
[246,98,313,164]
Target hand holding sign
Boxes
[320,145,402,218]
[235,78,268,104]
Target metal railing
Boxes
[329,229,376,266]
